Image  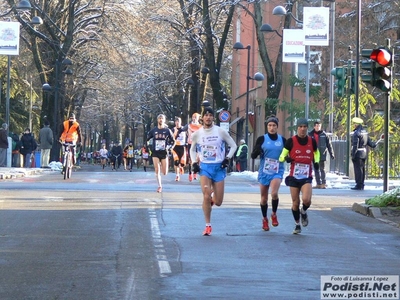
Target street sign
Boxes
[219,110,231,122]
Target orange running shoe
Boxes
[270,213,279,227]
[262,218,270,231]
[202,225,212,236]
[189,174,193,182]
[157,187,162,193]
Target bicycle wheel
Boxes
[64,152,69,180]
[66,151,72,179]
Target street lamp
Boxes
[233,42,264,145]
[271,0,335,128]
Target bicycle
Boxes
[62,142,75,179]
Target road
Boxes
[0,164,399,300]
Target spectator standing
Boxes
[39,120,53,168]
[308,121,334,189]
[0,123,8,167]
[20,128,37,168]
[351,117,377,190]
[11,132,21,167]
[235,139,248,172]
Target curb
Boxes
[352,202,400,228]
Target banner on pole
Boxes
[0,22,20,55]
[303,7,329,46]
[282,29,305,63]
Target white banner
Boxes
[0,22,20,55]
[282,29,305,63]
[303,7,330,46]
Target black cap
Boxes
[265,116,279,126]
[296,118,309,127]
[202,107,214,117]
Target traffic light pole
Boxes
[382,38,393,193]
[345,56,352,177]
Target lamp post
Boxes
[271,1,335,123]
[233,42,264,145]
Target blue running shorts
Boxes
[199,162,226,182]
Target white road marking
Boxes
[149,209,171,276]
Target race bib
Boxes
[128,149,134,155]
[294,163,310,179]
[155,140,166,151]
[142,153,149,159]
[201,145,217,162]
[263,158,279,174]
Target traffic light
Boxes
[331,67,347,97]
[360,48,393,92]
[349,67,356,95]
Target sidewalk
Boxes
[0,167,45,179]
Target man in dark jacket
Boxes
[351,117,376,190]
[39,120,53,168]
[20,128,37,168]
[0,123,8,167]
[308,121,335,189]
[110,141,123,170]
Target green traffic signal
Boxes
[331,67,347,97]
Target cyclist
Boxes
[59,113,82,169]
[110,141,123,170]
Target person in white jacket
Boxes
[190,106,237,236]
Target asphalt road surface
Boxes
[0,164,398,300]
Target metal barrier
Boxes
[330,139,400,179]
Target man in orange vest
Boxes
[59,113,82,165]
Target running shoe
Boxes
[293,224,301,234]
[270,213,279,227]
[262,218,269,231]
[189,174,193,182]
[202,225,212,236]
[175,175,180,181]
[300,209,308,227]
[157,187,162,193]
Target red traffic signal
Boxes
[369,48,392,67]
[360,47,393,91]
